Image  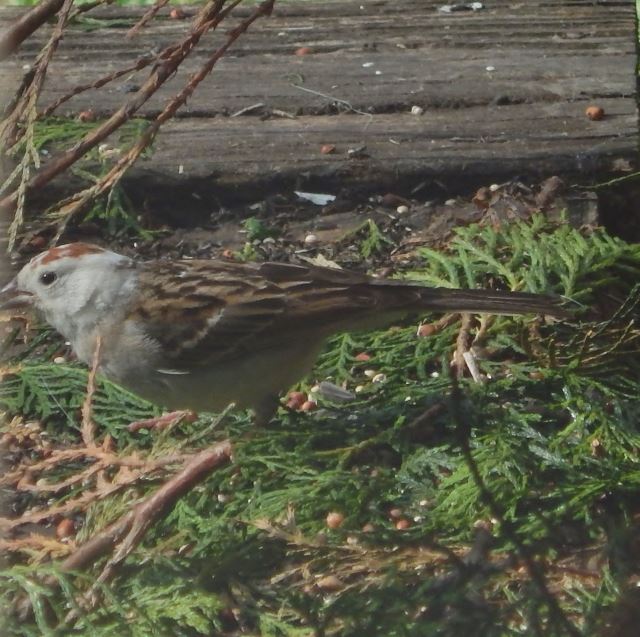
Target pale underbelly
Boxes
[106,341,325,414]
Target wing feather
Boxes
[130,260,288,368]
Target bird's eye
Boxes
[39,271,57,286]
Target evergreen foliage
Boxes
[2,216,640,635]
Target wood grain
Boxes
[0,0,636,210]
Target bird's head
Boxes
[0,243,134,337]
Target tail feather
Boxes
[410,287,568,318]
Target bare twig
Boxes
[230,102,265,117]
[40,56,157,118]
[462,350,483,383]
[64,440,232,619]
[1,0,75,249]
[291,84,373,118]
[417,312,460,337]
[70,0,117,19]
[0,0,65,61]
[127,409,197,433]
[452,313,473,378]
[1,0,74,146]
[0,418,196,534]
[0,0,274,233]
[270,108,297,119]
[0,445,184,490]
[9,440,228,625]
[126,0,170,39]
[61,509,137,573]
[49,0,276,237]
[0,534,71,560]
[80,335,102,448]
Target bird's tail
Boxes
[379,284,569,318]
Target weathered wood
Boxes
[0,0,637,211]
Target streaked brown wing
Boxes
[130,259,389,369]
[255,261,385,324]
[131,260,288,368]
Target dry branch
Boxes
[10,440,231,623]
[127,0,171,39]
[63,440,232,620]
[0,0,75,249]
[0,0,65,61]
[49,0,275,235]
[0,0,275,243]
[62,440,232,574]
[80,335,102,447]
[452,313,474,378]
[40,57,157,118]
[70,0,118,19]
[0,0,73,146]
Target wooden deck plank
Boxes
[0,0,637,209]
[144,99,637,174]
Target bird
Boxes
[0,242,568,423]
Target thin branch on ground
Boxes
[40,56,158,118]
[11,439,231,623]
[80,335,102,448]
[452,312,473,378]
[63,440,232,621]
[1,0,227,210]
[0,448,190,532]
[291,84,374,118]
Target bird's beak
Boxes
[0,278,33,311]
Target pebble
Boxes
[304,234,319,246]
[410,105,424,116]
[396,205,409,214]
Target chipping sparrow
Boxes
[0,243,567,422]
